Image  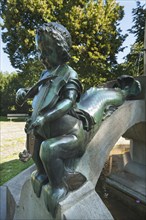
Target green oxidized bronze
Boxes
[16,22,141,217]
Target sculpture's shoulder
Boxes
[67,65,78,80]
[61,65,83,100]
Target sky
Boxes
[116,0,145,62]
[0,0,145,73]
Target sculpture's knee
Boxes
[40,141,55,163]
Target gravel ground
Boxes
[0,121,26,161]
[1,121,25,141]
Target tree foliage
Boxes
[0,71,31,115]
[129,1,145,44]
[1,0,126,86]
[118,1,145,76]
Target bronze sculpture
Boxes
[16,22,141,216]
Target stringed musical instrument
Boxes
[24,65,71,154]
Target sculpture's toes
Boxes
[117,75,134,89]
[117,75,141,97]
[43,184,68,217]
[31,170,48,197]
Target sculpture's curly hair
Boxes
[36,22,72,63]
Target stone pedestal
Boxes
[2,98,145,219]
[2,164,113,220]
[14,100,145,219]
[124,122,146,180]
[106,76,146,204]
[14,179,53,220]
[107,99,146,204]
[14,179,113,220]
[57,181,113,219]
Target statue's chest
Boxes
[31,80,62,122]
[31,67,70,124]
[32,81,53,111]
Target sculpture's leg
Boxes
[31,136,48,197]
[40,134,83,188]
[39,134,85,216]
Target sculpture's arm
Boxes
[15,70,47,106]
[46,90,78,121]
[16,87,38,106]
[16,88,29,106]
[31,89,78,129]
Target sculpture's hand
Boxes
[32,116,45,129]
[25,118,32,133]
[16,88,27,106]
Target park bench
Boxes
[7,113,28,121]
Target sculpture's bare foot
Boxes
[31,170,48,197]
[43,183,68,217]
[117,75,141,97]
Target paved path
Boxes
[0,122,26,161]
[1,122,25,142]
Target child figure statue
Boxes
[16,22,88,214]
[16,22,141,216]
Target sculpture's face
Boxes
[36,33,59,69]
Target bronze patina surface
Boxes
[16,22,141,217]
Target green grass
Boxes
[0,116,27,122]
[0,159,34,186]
[0,121,34,185]
[0,116,9,121]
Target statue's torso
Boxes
[30,65,81,138]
